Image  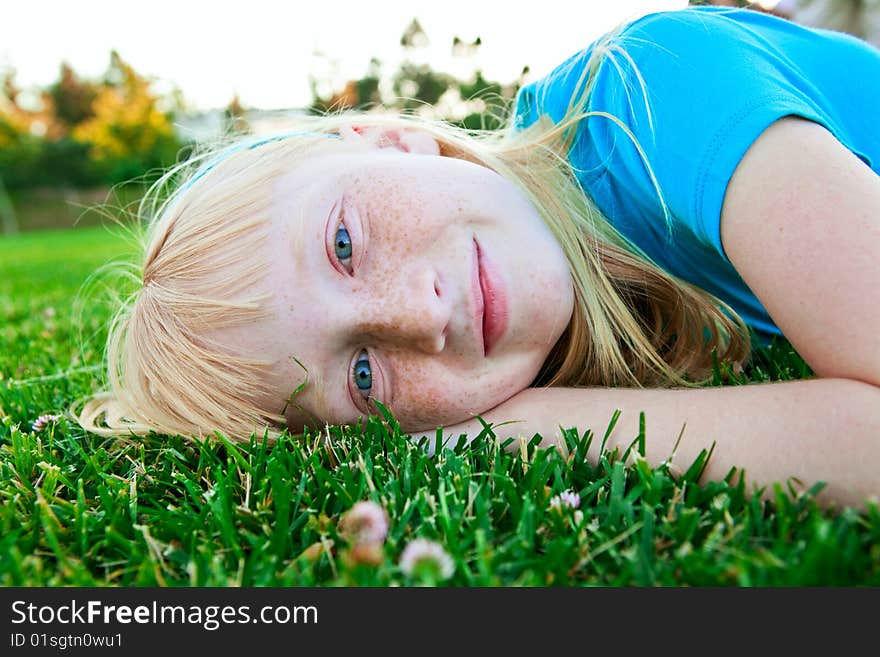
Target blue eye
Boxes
[334,222,353,268]
[352,351,373,398]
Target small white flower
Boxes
[31,413,61,432]
[399,538,454,580]
[339,500,390,545]
[549,489,581,512]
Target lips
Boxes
[474,238,508,357]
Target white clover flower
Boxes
[549,489,581,512]
[399,538,454,580]
[31,413,61,432]
[339,500,390,545]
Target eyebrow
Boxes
[282,340,353,431]
[303,350,362,428]
[308,354,342,428]
[288,186,312,264]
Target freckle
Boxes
[288,305,295,313]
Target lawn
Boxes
[1,225,878,586]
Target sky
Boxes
[1,0,691,111]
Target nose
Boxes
[361,265,449,354]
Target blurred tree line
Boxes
[306,19,527,132]
[0,19,524,194]
[0,51,182,190]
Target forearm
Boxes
[438,379,880,509]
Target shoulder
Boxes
[599,5,850,86]
[512,7,757,127]
[609,6,757,57]
[616,5,790,45]
[720,116,880,383]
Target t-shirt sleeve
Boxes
[581,9,862,261]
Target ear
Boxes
[338,124,441,156]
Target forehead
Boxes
[275,141,451,193]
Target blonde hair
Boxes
[75,28,750,442]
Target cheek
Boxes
[385,363,471,431]
[383,357,524,432]
[351,174,460,253]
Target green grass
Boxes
[1,225,878,586]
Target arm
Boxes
[420,118,880,510]
[422,380,880,509]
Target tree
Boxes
[225,93,249,134]
[0,52,183,188]
[310,58,383,114]
[0,69,59,187]
[48,62,97,129]
[71,51,180,183]
[308,21,524,126]
[391,62,457,111]
[400,18,429,48]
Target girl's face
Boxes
[240,127,575,433]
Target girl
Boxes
[78,6,880,508]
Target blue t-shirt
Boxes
[513,6,880,344]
